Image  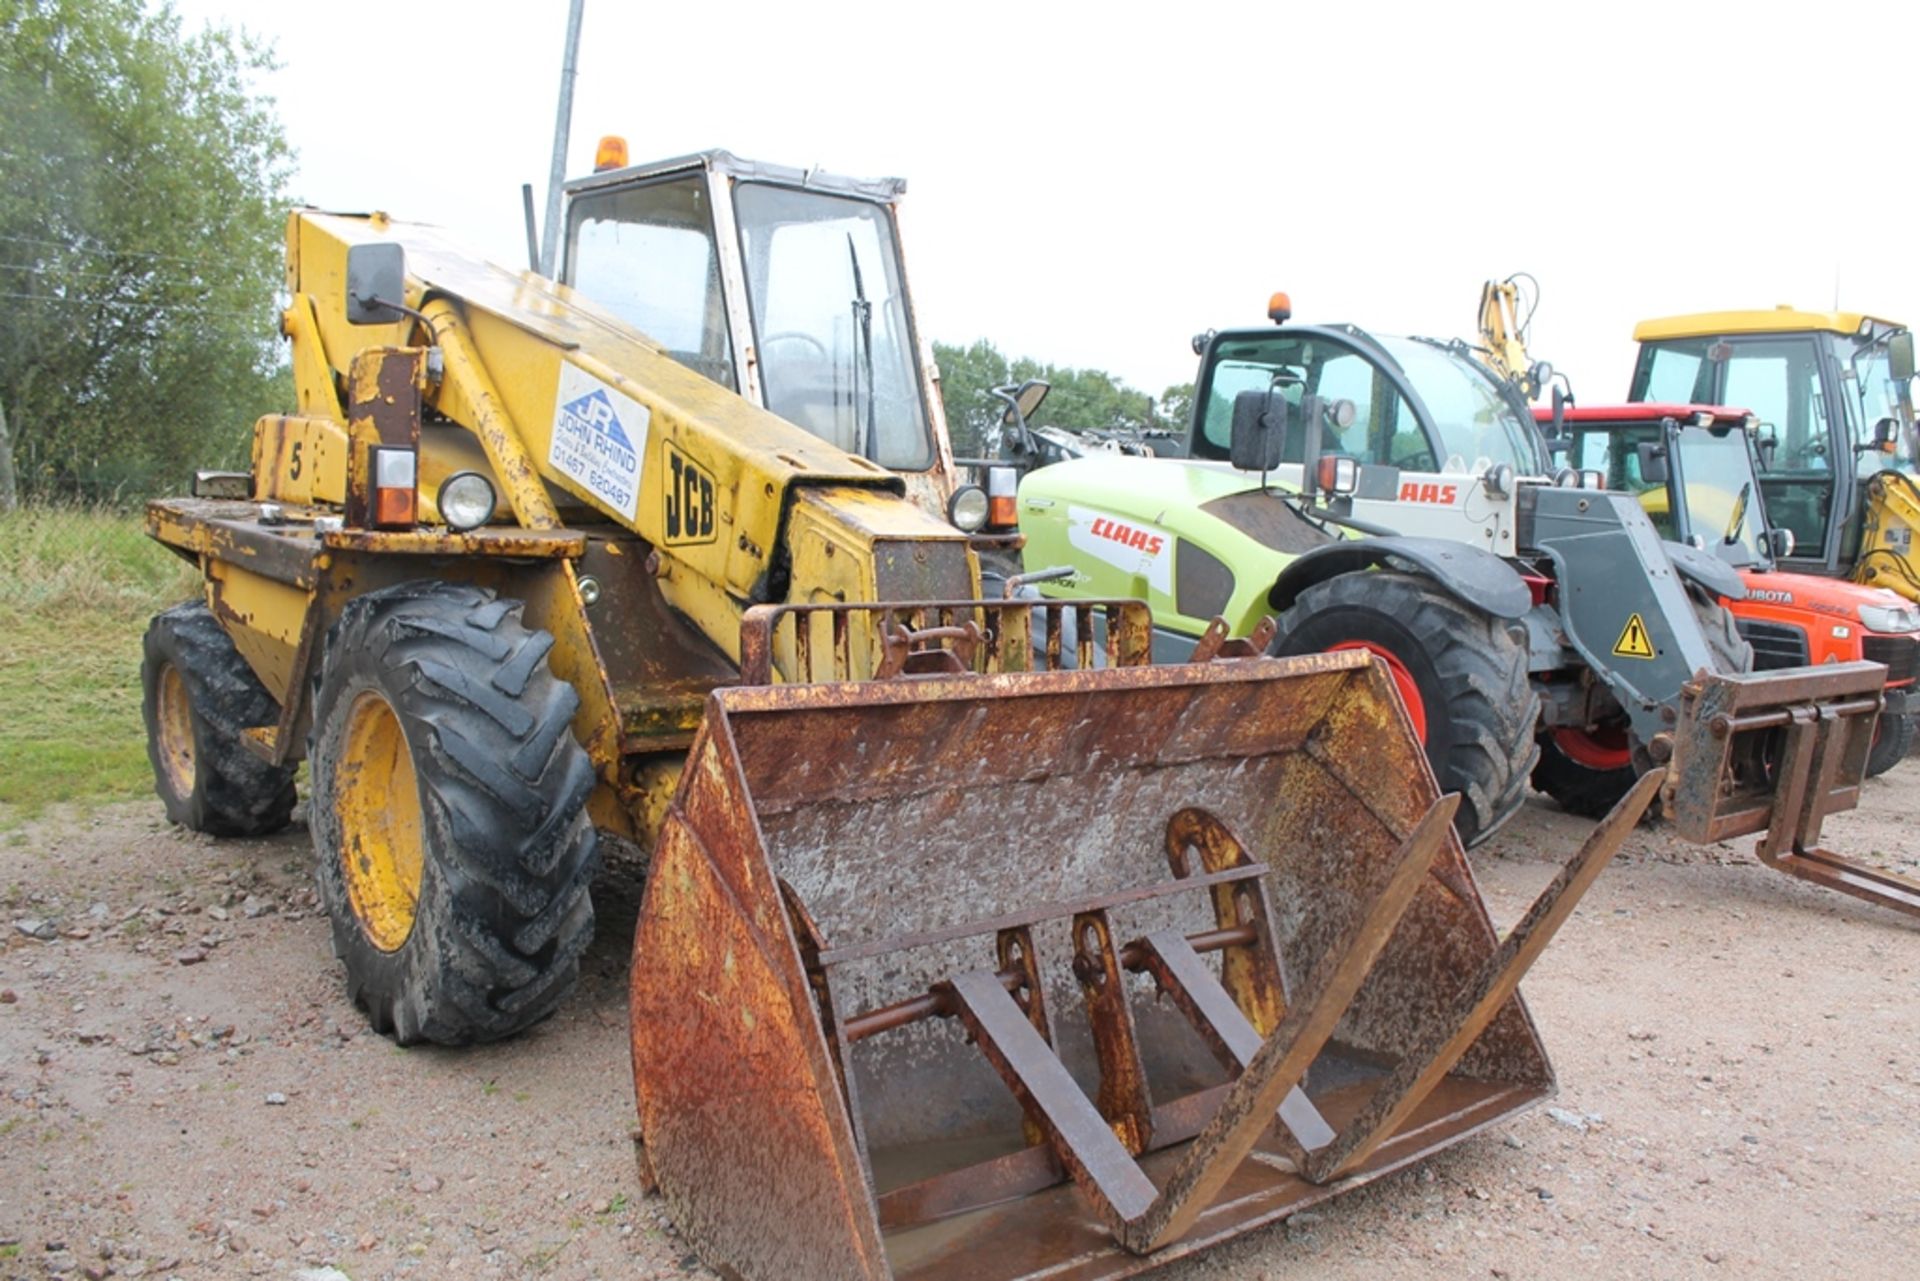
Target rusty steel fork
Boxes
[1668,663,1920,920]
[940,774,1657,1256]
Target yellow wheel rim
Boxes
[156,663,197,797]
[335,691,426,952]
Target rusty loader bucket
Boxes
[628,606,1656,1280]
[1667,661,1920,918]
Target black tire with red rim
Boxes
[1269,570,1539,848]
[1531,724,1640,819]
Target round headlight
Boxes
[948,484,990,533]
[437,471,497,532]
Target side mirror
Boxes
[1007,379,1051,424]
[1634,440,1669,486]
[1548,384,1574,443]
[346,242,407,325]
[1873,417,1900,450]
[1768,526,1797,559]
[1229,390,1287,473]
[1890,331,1916,382]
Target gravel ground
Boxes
[1,763,1916,1280]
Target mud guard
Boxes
[1267,536,1531,622]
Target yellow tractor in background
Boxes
[138,149,1654,1278]
[1631,307,1920,603]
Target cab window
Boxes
[1197,335,1428,468]
[1722,342,1828,472]
[564,177,736,389]
[1719,338,1830,557]
[1571,425,1673,537]
[1632,341,1711,402]
[734,183,933,470]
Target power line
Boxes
[0,230,257,269]
[0,289,277,321]
[1,260,269,298]
[2,264,273,306]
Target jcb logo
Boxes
[1089,516,1165,556]
[664,443,716,545]
[1398,481,1459,504]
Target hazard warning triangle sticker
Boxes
[1613,613,1656,659]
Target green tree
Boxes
[0,0,293,507]
[1159,382,1194,432]
[934,339,1189,458]
[930,338,1013,457]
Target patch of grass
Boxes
[0,504,198,823]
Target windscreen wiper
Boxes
[1725,481,1752,545]
[847,234,877,462]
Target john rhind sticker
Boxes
[550,363,649,520]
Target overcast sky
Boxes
[173,0,1920,404]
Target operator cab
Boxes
[1554,404,1782,569]
[1188,323,1546,476]
[558,148,953,511]
[1630,310,1916,572]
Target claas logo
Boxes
[1089,516,1165,556]
[1398,481,1460,504]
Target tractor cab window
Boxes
[1842,334,1911,474]
[733,183,933,471]
[564,176,736,390]
[1723,342,1828,471]
[1195,335,1425,468]
[1372,336,1541,473]
[1672,426,1768,566]
[1717,338,1830,557]
[1631,340,1712,402]
[1571,424,1658,491]
[1569,424,1674,537]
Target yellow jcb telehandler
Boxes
[140,150,1656,1278]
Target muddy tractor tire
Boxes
[307,581,599,1046]
[1867,710,1914,778]
[141,601,299,837]
[1269,570,1539,848]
